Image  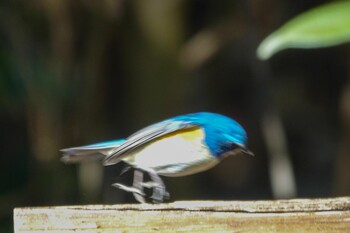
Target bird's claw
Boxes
[139,181,159,189]
[151,189,170,203]
[112,182,147,203]
[113,168,170,203]
[138,181,169,202]
[112,183,146,196]
[139,168,170,203]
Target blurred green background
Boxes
[1,0,350,231]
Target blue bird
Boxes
[61,112,253,203]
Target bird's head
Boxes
[216,131,254,159]
[193,112,253,159]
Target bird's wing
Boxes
[61,139,125,163]
[103,119,198,165]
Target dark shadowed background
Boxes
[1,0,349,231]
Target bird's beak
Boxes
[234,143,254,157]
[222,145,254,158]
[240,148,255,156]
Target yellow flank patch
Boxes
[159,126,204,142]
[122,126,218,176]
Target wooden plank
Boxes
[14,197,350,232]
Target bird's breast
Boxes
[122,127,219,176]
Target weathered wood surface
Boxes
[14,197,350,232]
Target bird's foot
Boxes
[151,189,170,203]
[137,167,170,203]
[139,181,170,203]
[139,181,160,189]
[112,183,145,196]
[113,167,170,203]
[112,182,147,203]
[112,169,147,203]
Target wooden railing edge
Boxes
[14,196,350,232]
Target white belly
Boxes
[122,128,219,177]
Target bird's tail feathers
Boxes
[60,139,125,164]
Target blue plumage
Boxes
[61,112,252,203]
[172,112,247,157]
[86,139,126,148]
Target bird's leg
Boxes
[140,168,170,203]
[132,169,147,203]
[112,169,146,203]
[112,167,169,203]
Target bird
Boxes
[61,112,253,203]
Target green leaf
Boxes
[257,1,350,60]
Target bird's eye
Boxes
[219,142,237,154]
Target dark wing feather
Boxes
[103,119,197,165]
[60,139,125,163]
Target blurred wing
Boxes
[103,119,197,165]
[61,139,125,163]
